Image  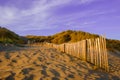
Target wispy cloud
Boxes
[80,0,95,4]
[0,0,97,29]
[0,6,17,25]
[0,0,117,32]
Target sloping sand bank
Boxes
[0,46,120,80]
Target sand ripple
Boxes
[0,46,120,80]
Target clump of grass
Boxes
[107,39,120,52]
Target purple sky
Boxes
[0,0,120,40]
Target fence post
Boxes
[63,44,65,53]
[103,36,109,72]
[82,40,86,61]
[86,39,90,62]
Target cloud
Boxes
[0,0,98,31]
[80,0,95,4]
[0,6,18,25]
[0,0,73,29]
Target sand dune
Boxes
[0,45,120,80]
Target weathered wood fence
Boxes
[44,36,109,72]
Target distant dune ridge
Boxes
[0,27,120,52]
[0,27,120,80]
[0,27,120,53]
[26,30,120,52]
[0,27,27,44]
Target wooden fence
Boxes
[44,36,109,72]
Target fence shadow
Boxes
[43,36,109,72]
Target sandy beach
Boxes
[0,45,120,80]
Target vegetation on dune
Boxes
[26,35,51,43]
[26,30,120,51]
[0,27,120,51]
[26,30,99,44]
[107,39,120,51]
[51,30,99,44]
[0,27,25,44]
